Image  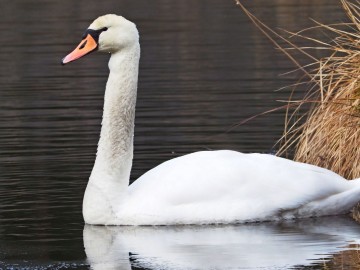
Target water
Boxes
[0,0,359,269]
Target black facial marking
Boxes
[82,27,108,42]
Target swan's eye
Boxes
[100,27,108,32]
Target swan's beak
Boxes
[61,34,98,65]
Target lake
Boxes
[0,0,359,269]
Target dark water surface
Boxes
[0,0,359,269]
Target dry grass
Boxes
[352,202,360,222]
[236,0,360,180]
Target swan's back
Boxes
[117,150,355,225]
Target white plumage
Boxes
[62,14,360,225]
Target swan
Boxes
[61,14,360,225]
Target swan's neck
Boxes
[91,47,139,186]
[83,43,140,224]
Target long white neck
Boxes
[83,43,140,224]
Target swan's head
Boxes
[61,14,138,65]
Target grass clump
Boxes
[236,0,360,180]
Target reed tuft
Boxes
[236,0,360,180]
[278,0,360,180]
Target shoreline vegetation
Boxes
[236,0,360,225]
[235,0,359,180]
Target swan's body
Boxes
[62,14,360,225]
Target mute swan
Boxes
[62,14,360,225]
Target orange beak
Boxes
[61,34,98,65]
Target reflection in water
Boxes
[84,216,360,270]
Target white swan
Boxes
[62,14,360,225]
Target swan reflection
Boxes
[84,216,360,270]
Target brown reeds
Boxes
[236,0,360,180]
[352,204,360,221]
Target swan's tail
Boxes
[295,181,360,218]
[349,177,360,186]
